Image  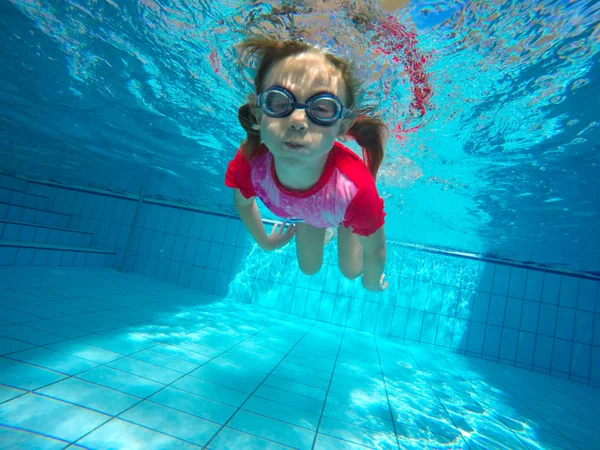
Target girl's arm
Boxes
[233,189,295,250]
[358,225,387,291]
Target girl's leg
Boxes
[295,223,327,275]
[337,225,364,279]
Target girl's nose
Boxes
[287,108,308,131]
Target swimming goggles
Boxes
[256,86,352,126]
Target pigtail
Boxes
[346,115,388,180]
[238,103,261,160]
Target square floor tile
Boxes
[7,346,98,375]
[36,377,140,416]
[172,376,249,408]
[0,357,66,390]
[149,343,212,365]
[190,366,261,394]
[0,393,109,442]
[46,339,122,364]
[78,418,201,450]
[0,324,65,345]
[130,348,199,373]
[107,357,182,384]
[0,425,68,450]
[314,433,372,449]
[120,400,220,446]
[208,427,293,450]
[0,384,26,403]
[242,395,320,430]
[319,416,397,449]
[0,335,34,355]
[228,410,315,450]
[253,385,324,415]
[76,366,164,398]
[149,386,235,424]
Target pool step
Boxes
[0,201,71,228]
[0,220,93,247]
[0,241,116,267]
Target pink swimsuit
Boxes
[225,142,385,236]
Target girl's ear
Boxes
[337,116,355,139]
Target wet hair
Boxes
[236,37,388,180]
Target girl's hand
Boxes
[362,273,389,292]
[260,222,295,250]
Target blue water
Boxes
[1,0,599,273]
[1,1,600,449]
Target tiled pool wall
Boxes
[1,173,598,387]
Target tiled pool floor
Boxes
[0,266,599,449]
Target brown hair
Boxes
[236,37,388,180]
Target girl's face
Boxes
[254,51,353,169]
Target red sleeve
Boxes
[225,148,256,199]
[342,186,386,236]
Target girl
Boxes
[225,37,388,293]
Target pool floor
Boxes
[0,266,598,449]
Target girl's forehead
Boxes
[263,52,346,99]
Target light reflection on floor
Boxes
[0,267,599,449]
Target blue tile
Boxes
[492,265,511,296]
[499,328,518,361]
[107,357,181,385]
[503,297,523,329]
[182,238,199,265]
[7,347,97,375]
[265,375,326,402]
[375,304,394,336]
[570,342,591,379]
[155,206,170,232]
[225,218,241,245]
[150,386,236,424]
[578,279,598,312]
[466,322,485,355]
[166,208,182,234]
[189,212,205,238]
[420,312,439,344]
[573,310,594,344]
[524,270,544,301]
[36,377,139,415]
[360,302,379,334]
[254,385,323,415]
[172,375,248,407]
[177,210,194,236]
[390,307,408,338]
[541,273,561,305]
[555,307,576,340]
[212,216,229,244]
[313,433,372,449]
[15,248,35,266]
[155,258,170,281]
[171,235,187,262]
[121,400,220,446]
[482,325,502,359]
[516,331,535,366]
[470,292,490,323]
[201,215,217,240]
[77,366,163,398]
[319,415,397,449]
[0,393,109,442]
[195,240,210,266]
[0,384,26,403]
[538,304,557,336]
[559,276,579,308]
[228,410,315,450]
[303,290,322,320]
[344,298,364,329]
[208,427,291,450]
[521,301,540,333]
[289,287,308,316]
[243,395,320,430]
[317,293,335,323]
[149,231,165,256]
[0,359,65,390]
[191,366,259,394]
[0,425,68,449]
[551,338,572,374]
[405,309,424,341]
[160,233,176,259]
[218,245,235,272]
[0,324,65,345]
[487,295,506,327]
[46,340,121,364]
[477,264,495,293]
[533,334,553,369]
[80,418,200,449]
